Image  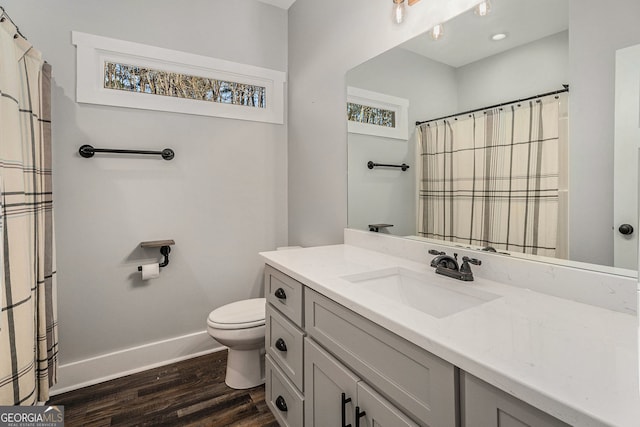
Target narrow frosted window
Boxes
[104,62,266,108]
[347,102,396,127]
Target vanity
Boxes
[261,229,639,427]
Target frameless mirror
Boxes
[346,0,639,276]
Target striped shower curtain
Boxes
[0,16,58,404]
[416,93,568,258]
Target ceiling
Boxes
[252,0,569,67]
[399,0,569,68]
[255,0,297,9]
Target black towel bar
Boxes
[79,144,175,160]
[367,161,409,171]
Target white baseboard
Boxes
[51,330,223,395]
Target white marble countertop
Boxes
[260,244,640,427]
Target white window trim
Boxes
[347,86,409,140]
[72,31,286,124]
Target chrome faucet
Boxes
[429,250,481,281]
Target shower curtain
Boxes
[416,93,568,258]
[0,16,58,404]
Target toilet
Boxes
[207,297,266,389]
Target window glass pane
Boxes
[104,62,266,108]
[347,102,396,127]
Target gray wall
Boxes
[456,31,569,111]
[3,0,288,364]
[289,0,640,266]
[288,0,481,246]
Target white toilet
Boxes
[207,297,266,389]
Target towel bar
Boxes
[367,161,410,171]
[79,144,175,160]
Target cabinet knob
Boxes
[275,338,288,352]
[274,287,287,300]
[341,393,352,427]
[275,395,288,412]
[355,406,366,427]
[619,223,634,235]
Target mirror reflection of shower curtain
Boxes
[416,93,568,258]
[0,16,58,404]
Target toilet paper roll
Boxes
[141,263,160,280]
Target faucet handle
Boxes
[462,256,481,266]
[458,257,481,280]
[428,249,445,255]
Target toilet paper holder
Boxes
[137,240,174,272]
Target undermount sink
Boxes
[342,267,500,318]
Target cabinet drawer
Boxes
[305,289,456,427]
[265,354,304,427]
[265,265,304,327]
[266,303,305,392]
[461,372,570,427]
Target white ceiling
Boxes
[255,0,297,9]
[253,0,568,67]
[399,0,569,68]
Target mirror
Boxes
[347,0,639,276]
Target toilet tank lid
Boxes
[208,298,265,326]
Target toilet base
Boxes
[225,347,265,389]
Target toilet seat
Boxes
[207,298,265,330]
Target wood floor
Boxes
[49,350,278,427]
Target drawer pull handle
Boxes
[275,395,288,412]
[355,406,366,427]
[274,287,287,300]
[275,338,288,352]
[341,393,352,427]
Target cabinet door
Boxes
[304,338,359,427]
[461,372,570,427]
[356,382,419,427]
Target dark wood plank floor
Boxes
[49,350,278,427]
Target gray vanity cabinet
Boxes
[461,372,570,427]
[305,337,418,427]
[264,264,568,427]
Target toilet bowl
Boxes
[207,297,266,389]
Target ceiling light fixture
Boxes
[474,0,492,17]
[430,24,444,41]
[491,33,507,41]
[392,0,421,25]
[392,0,406,24]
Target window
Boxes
[73,31,285,124]
[347,87,409,140]
[347,102,395,127]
